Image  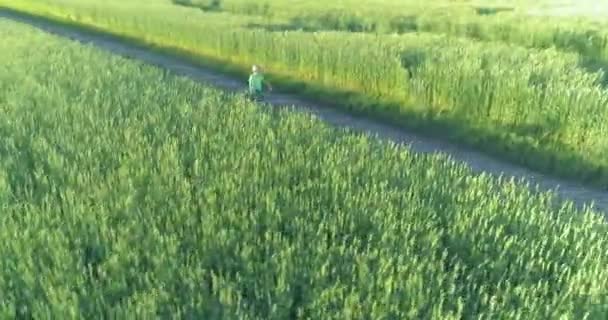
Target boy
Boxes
[248,65,272,101]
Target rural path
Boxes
[2,10,607,217]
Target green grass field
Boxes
[1,18,607,319]
[2,0,608,190]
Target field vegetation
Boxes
[1,18,607,319]
[4,0,608,188]
[175,0,608,60]
[2,0,608,189]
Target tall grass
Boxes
[3,0,608,188]
[1,18,607,319]
[175,0,608,62]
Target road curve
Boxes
[1,10,607,217]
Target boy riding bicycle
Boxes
[248,64,272,101]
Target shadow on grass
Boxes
[172,0,222,12]
[244,22,310,32]
[245,14,419,34]
[580,57,608,87]
[474,7,515,16]
[171,0,273,17]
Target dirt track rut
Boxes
[1,10,606,217]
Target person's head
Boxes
[252,64,260,73]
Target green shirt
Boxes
[248,72,264,93]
